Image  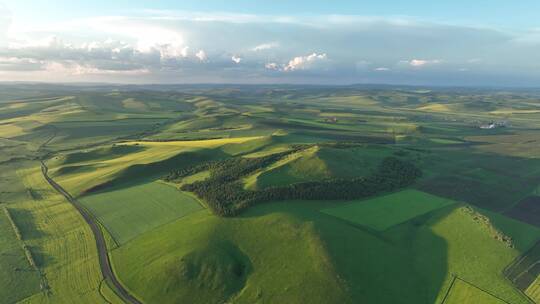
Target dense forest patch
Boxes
[165,147,422,216]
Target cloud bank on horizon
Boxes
[0,5,539,86]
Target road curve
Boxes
[41,161,143,304]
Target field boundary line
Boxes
[98,279,113,304]
[439,274,458,304]
[77,202,121,249]
[119,208,207,248]
[513,262,540,284]
[2,206,50,295]
[455,277,513,304]
[441,275,514,304]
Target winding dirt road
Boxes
[41,161,143,304]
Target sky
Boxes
[0,1,539,86]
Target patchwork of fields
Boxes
[1,84,540,303]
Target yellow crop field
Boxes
[119,136,261,148]
[417,103,452,112]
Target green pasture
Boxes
[0,205,42,303]
[249,144,394,189]
[50,137,255,196]
[443,278,508,304]
[112,205,351,304]
[80,181,204,244]
[321,189,456,230]
[110,198,540,304]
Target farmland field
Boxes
[12,164,123,304]
[321,189,456,230]
[0,206,41,303]
[1,84,540,303]
[80,181,203,244]
[443,278,509,304]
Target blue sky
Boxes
[4,1,540,28]
[0,1,539,85]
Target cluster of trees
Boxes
[173,151,421,216]
[165,146,306,182]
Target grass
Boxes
[180,170,211,185]
[321,189,456,230]
[407,205,540,304]
[415,149,540,212]
[80,181,204,245]
[417,103,453,112]
[246,145,393,190]
[50,137,259,196]
[111,198,540,304]
[242,146,310,190]
[443,278,508,304]
[526,277,540,302]
[14,163,122,304]
[0,204,42,304]
[467,132,540,159]
[430,138,464,144]
[119,137,261,148]
[112,207,351,304]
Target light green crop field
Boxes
[14,164,122,304]
[80,181,204,244]
[443,278,508,304]
[321,189,456,230]
[526,277,540,302]
[0,206,42,303]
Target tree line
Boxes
[166,148,422,217]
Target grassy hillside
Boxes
[49,137,259,196]
[110,196,540,304]
[245,144,394,190]
[112,207,350,304]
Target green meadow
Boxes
[443,278,508,304]
[80,182,203,244]
[0,205,42,303]
[321,189,456,230]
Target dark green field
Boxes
[1,84,540,303]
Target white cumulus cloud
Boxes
[231,55,242,64]
[284,53,327,71]
[195,50,207,61]
[265,62,279,70]
[407,59,442,67]
[252,42,279,51]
